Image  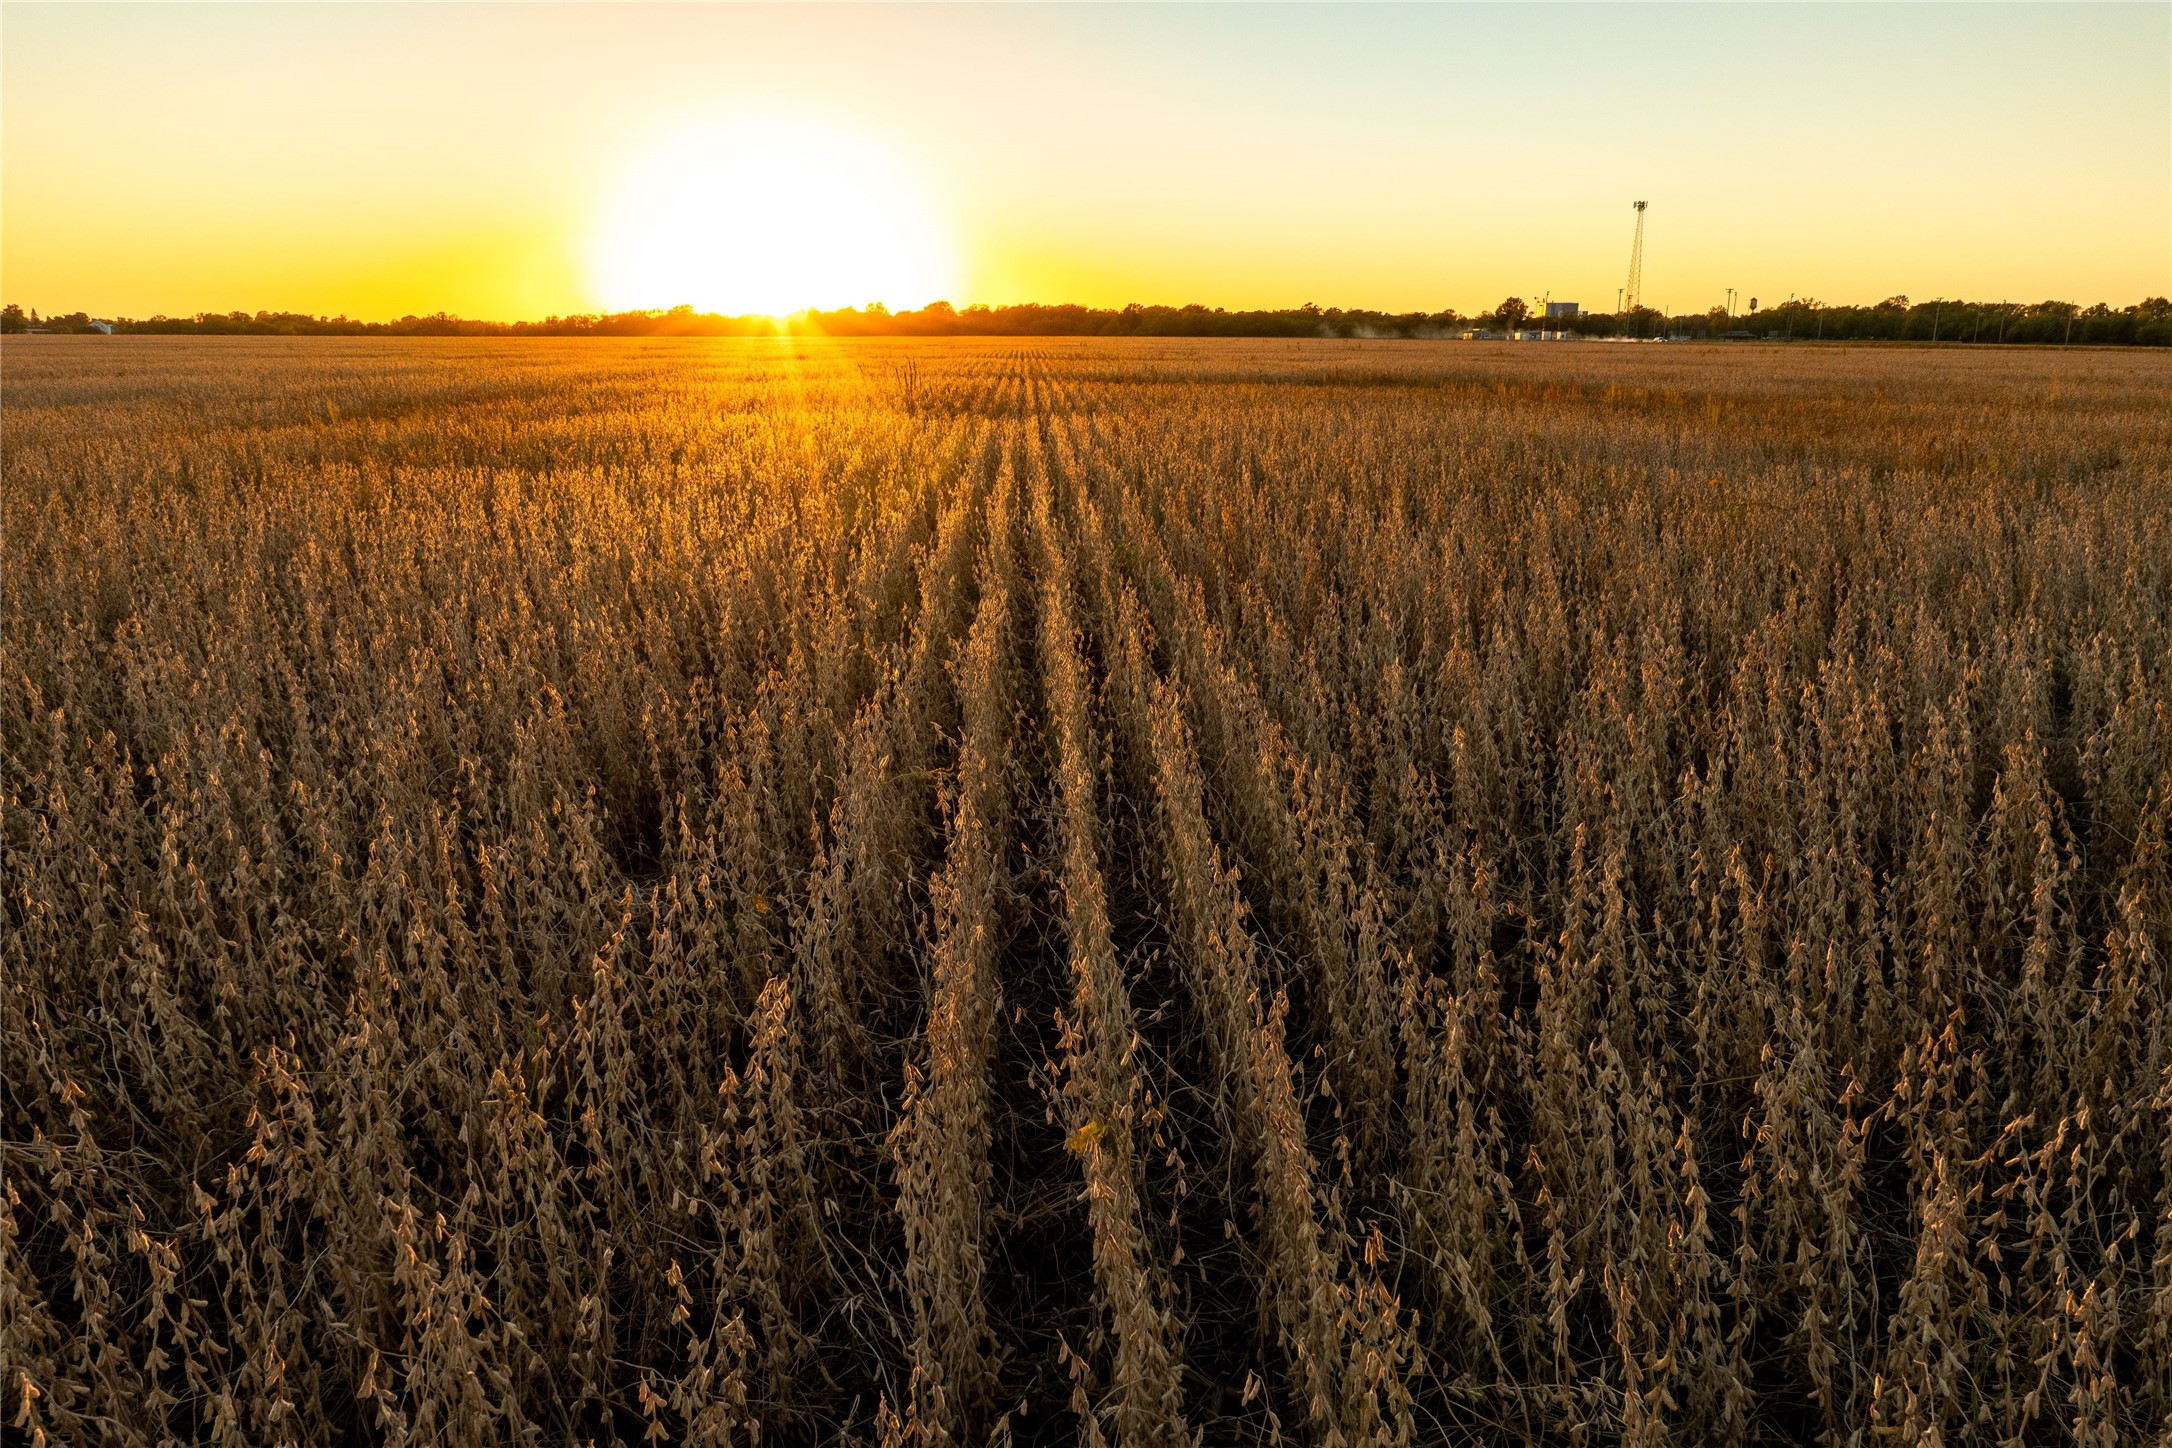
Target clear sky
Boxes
[4,3,2166,320]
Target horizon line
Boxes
[11,293,2172,332]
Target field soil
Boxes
[5,336,2170,1445]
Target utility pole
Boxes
[1932,301,1940,343]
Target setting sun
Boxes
[591,116,955,318]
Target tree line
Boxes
[5,295,2167,344]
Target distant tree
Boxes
[1496,297,1530,330]
[1622,304,1665,338]
[2137,297,2172,345]
[1,304,25,333]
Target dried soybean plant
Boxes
[3,335,2168,1446]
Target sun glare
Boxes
[592,117,956,318]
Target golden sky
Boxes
[5,3,2167,320]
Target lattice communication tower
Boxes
[1624,201,1648,312]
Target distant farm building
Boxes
[1544,301,1580,319]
